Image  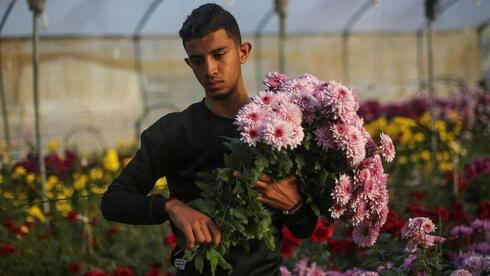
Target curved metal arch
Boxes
[0,0,17,153]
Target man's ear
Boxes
[184,58,191,67]
[239,42,252,64]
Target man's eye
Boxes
[214,52,225,59]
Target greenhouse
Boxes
[1,0,490,275]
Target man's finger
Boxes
[208,221,222,247]
[200,221,213,243]
[182,225,195,249]
[192,222,206,244]
[256,195,281,209]
[259,174,272,183]
[254,180,268,190]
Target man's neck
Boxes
[205,83,250,119]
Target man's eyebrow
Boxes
[189,47,228,59]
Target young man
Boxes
[101,3,317,275]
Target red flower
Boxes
[66,211,80,222]
[164,233,176,248]
[0,243,16,255]
[432,207,449,220]
[328,239,356,255]
[280,226,301,258]
[107,226,121,236]
[113,267,133,276]
[24,220,36,228]
[38,230,51,240]
[310,219,334,243]
[450,201,469,223]
[381,209,405,237]
[84,270,109,276]
[144,268,164,276]
[476,201,490,219]
[69,262,84,274]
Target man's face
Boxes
[184,29,249,99]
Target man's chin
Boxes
[206,89,234,100]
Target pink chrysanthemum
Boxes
[332,174,353,206]
[240,124,263,146]
[314,124,335,152]
[263,120,302,151]
[379,132,395,162]
[263,72,289,91]
[352,221,380,247]
[401,217,445,252]
[329,203,345,219]
[449,269,472,276]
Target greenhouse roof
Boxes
[1,0,490,38]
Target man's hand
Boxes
[233,171,301,211]
[164,199,221,250]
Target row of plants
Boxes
[0,88,489,275]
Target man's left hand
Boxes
[233,171,301,211]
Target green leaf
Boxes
[194,254,204,273]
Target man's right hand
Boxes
[164,199,221,250]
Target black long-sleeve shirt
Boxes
[100,99,318,275]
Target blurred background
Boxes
[1,0,489,153]
[1,1,490,275]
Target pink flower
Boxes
[332,174,352,205]
[293,258,308,276]
[240,125,263,146]
[329,203,345,219]
[306,262,326,276]
[449,270,472,276]
[280,266,292,276]
[401,217,445,252]
[264,72,289,91]
[314,124,335,152]
[379,132,395,162]
[352,221,380,247]
[450,225,474,237]
[263,120,298,151]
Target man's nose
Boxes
[204,57,218,76]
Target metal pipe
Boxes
[0,0,17,154]
[254,8,275,88]
[341,0,374,84]
[132,0,163,143]
[416,30,425,90]
[275,0,288,74]
[28,0,48,213]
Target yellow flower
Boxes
[420,150,431,161]
[13,166,27,178]
[414,132,425,142]
[103,149,120,172]
[398,156,408,164]
[61,187,74,198]
[55,200,72,214]
[439,162,453,172]
[46,175,60,191]
[26,173,36,186]
[0,174,3,185]
[155,177,168,190]
[19,225,29,235]
[89,168,103,181]
[47,140,60,152]
[27,205,46,222]
[73,173,88,190]
[3,191,14,199]
[91,186,107,194]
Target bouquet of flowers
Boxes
[184,72,396,275]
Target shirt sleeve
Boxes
[100,126,170,225]
[280,201,318,239]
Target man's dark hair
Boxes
[179,3,242,47]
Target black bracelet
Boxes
[282,199,303,216]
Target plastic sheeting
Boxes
[1,0,489,38]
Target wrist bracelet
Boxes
[282,199,303,216]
